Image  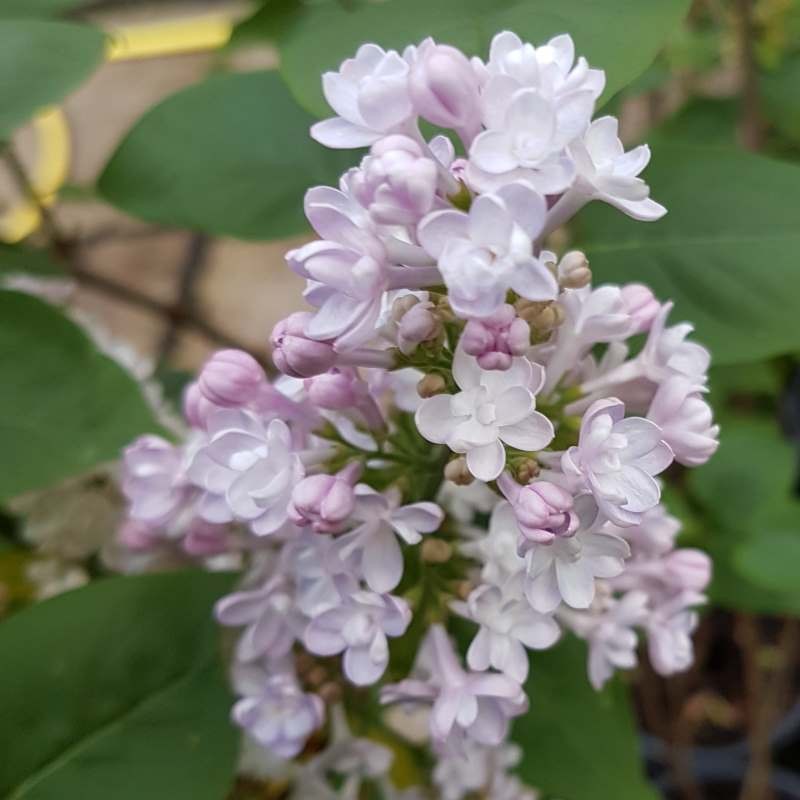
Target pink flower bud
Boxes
[183,381,217,429]
[182,520,230,557]
[621,283,660,334]
[664,548,711,592]
[198,349,265,407]
[270,312,337,378]
[397,301,440,354]
[498,473,577,548]
[409,40,481,144]
[461,305,530,370]
[305,368,359,410]
[119,519,160,552]
[288,464,360,533]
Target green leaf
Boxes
[761,55,800,144]
[274,0,691,117]
[575,144,800,365]
[0,244,63,278]
[0,20,104,138]
[98,71,353,240]
[0,571,237,800]
[513,637,656,800]
[656,99,739,146]
[0,290,163,500]
[687,416,800,614]
[0,0,89,18]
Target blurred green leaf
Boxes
[0,290,163,501]
[0,244,63,277]
[656,99,738,146]
[687,416,800,614]
[0,571,237,799]
[0,0,89,18]
[273,0,691,117]
[98,71,353,240]
[0,19,104,138]
[513,637,657,799]
[761,54,800,144]
[576,145,800,365]
[229,0,304,48]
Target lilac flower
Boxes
[417,182,557,318]
[522,495,630,612]
[561,398,673,526]
[460,304,530,370]
[187,410,303,536]
[121,435,194,525]
[335,486,443,592]
[348,135,440,226]
[452,582,560,682]
[288,463,360,534]
[646,591,705,676]
[216,575,302,662]
[381,625,528,747]
[415,347,554,481]
[461,501,527,585]
[303,582,411,685]
[311,44,414,148]
[647,375,719,467]
[231,665,324,759]
[197,349,265,408]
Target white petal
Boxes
[310,117,382,148]
[555,558,595,608]
[466,440,506,481]
[363,530,404,593]
[509,257,559,301]
[415,394,458,445]
[499,412,554,451]
[470,129,519,173]
[417,209,469,259]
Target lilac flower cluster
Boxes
[117,31,718,796]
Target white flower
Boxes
[433,741,529,800]
[646,590,704,676]
[417,181,557,318]
[452,582,560,682]
[647,375,719,467]
[460,501,526,584]
[468,87,592,193]
[522,495,630,612]
[232,665,324,759]
[416,348,554,481]
[186,411,302,536]
[570,116,666,221]
[562,398,673,526]
[311,44,414,148]
[303,582,411,686]
[335,486,444,592]
[381,625,528,747]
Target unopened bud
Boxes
[454,580,473,600]
[516,458,541,484]
[558,251,592,289]
[391,293,420,323]
[532,302,565,331]
[444,456,474,485]
[421,538,453,563]
[417,373,447,398]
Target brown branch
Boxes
[736,0,766,151]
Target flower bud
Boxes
[421,538,453,563]
[409,40,481,143]
[270,312,337,378]
[664,548,712,592]
[305,368,360,410]
[182,520,229,556]
[461,304,529,370]
[621,283,660,334]
[183,381,216,429]
[417,373,447,398]
[397,301,441,354]
[444,456,473,486]
[557,251,592,289]
[288,464,360,533]
[198,349,265,409]
[118,519,160,552]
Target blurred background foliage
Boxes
[0,0,799,798]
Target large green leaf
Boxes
[0,245,63,277]
[0,19,104,138]
[273,0,691,118]
[0,1,89,18]
[513,637,656,799]
[0,290,162,500]
[575,144,800,365]
[98,71,353,240]
[0,571,237,799]
[761,55,800,144]
[687,416,800,614]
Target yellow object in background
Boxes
[0,13,235,243]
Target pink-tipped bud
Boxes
[270,312,337,378]
[198,349,265,407]
[397,301,441,354]
[288,464,360,533]
[182,520,230,557]
[305,368,359,410]
[409,40,481,143]
[497,473,577,549]
[664,548,712,592]
[621,283,660,334]
[183,381,217,429]
[461,305,530,370]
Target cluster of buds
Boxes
[116,30,718,798]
